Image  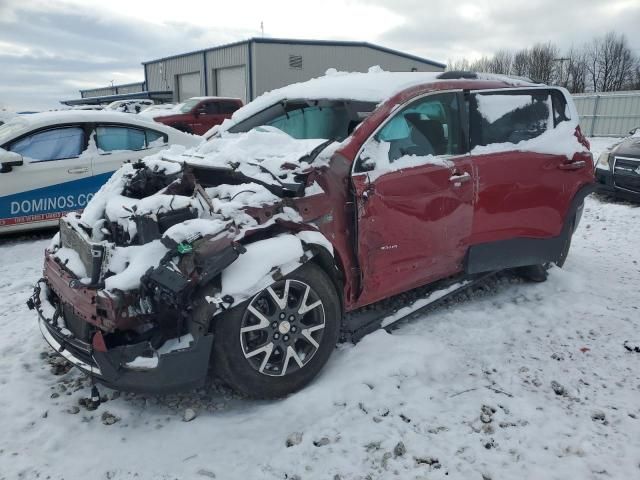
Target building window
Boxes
[289,54,303,69]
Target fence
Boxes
[573,90,640,137]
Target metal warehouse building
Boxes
[143,38,445,103]
[63,37,445,105]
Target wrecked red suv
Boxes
[154,96,243,135]
[30,70,594,398]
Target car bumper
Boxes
[595,167,640,202]
[31,280,214,394]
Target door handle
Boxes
[558,160,586,171]
[449,172,471,186]
[67,167,89,174]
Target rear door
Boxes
[92,124,169,179]
[0,125,93,229]
[352,91,474,306]
[466,89,586,251]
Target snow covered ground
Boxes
[0,138,639,480]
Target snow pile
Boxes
[138,103,181,119]
[471,120,587,159]
[2,160,640,479]
[181,127,329,187]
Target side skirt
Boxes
[342,272,495,343]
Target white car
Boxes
[0,111,201,234]
[105,99,155,114]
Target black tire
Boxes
[212,262,341,398]
[514,211,577,281]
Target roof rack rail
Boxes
[436,71,478,80]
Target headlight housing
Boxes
[596,152,611,170]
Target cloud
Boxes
[0,0,250,109]
[371,0,640,63]
[0,0,638,110]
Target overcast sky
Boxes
[1,0,639,110]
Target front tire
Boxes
[212,262,341,398]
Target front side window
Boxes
[470,91,552,148]
[356,92,462,172]
[9,127,84,162]
[96,126,145,152]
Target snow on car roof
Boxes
[0,110,172,145]
[218,67,537,132]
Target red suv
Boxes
[30,71,594,398]
[154,96,243,135]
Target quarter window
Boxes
[470,91,553,148]
[145,129,167,147]
[9,127,84,162]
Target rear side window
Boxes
[96,126,145,152]
[9,127,84,162]
[218,101,240,114]
[202,102,219,114]
[470,91,553,148]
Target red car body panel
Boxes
[311,79,594,310]
[155,98,243,135]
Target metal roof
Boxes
[60,90,173,106]
[141,37,446,68]
[79,81,145,94]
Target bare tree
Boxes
[586,32,636,92]
[489,50,514,74]
[565,47,588,93]
[446,31,638,93]
[512,49,529,77]
[527,43,559,84]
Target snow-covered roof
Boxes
[218,68,538,133]
[0,110,173,146]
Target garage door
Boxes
[216,66,246,102]
[177,72,201,102]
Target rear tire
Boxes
[212,262,341,398]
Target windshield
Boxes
[0,118,28,146]
[226,100,377,141]
[180,99,200,113]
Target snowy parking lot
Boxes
[0,137,639,480]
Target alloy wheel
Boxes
[239,279,326,377]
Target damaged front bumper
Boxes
[30,272,214,394]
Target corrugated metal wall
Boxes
[144,44,250,102]
[252,43,443,99]
[81,87,116,98]
[573,91,640,137]
[117,83,145,94]
[80,82,145,98]
[145,52,204,102]
[143,41,443,103]
[205,43,249,97]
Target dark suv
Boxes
[154,97,243,135]
[30,71,594,398]
[595,128,640,201]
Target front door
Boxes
[352,91,474,306]
[0,125,93,229]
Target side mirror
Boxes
[194,106,206,116]
[0,150,23,173]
